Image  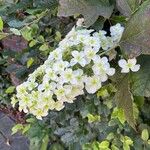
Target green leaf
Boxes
[26,118,36,123]
[91,17,105,31]
[98,141,109,149]
[131,56,150,97]
[134,96,144,108]
[106,133,114,140]
[133,103,139,119]
[12,124,23,135]
[111,107,126,124]
[0,16,4,31]
[39,43,49,51]
[124,136,133,145]
[97,88,109,98]
[27,57,34,68]
[87,114,101,123]
[55,31,62,41]
[8,20,25,28]
[50,143,64,150]
[10,28,21,35]
[141,129,149,141]
[22,124,31,134]
[115,75,136,129]
[5,86,15,94]
[21,27,33,41]
[40,134,49,150]
[111,145,119,150]
[123,143,130,150]
[58,0,113,27]
[29,40,37,47]
[37,35,45,43]
[120,0,150,57]
[116,0,140,16]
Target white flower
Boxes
[59,39,71,49]
[93,30,107,38]
[33,108,49,120]
[48,48,62,61]
[55,101,64,111]
[71,69,84,85]
[84,36,101,50]
[61,68,74,83]
[45,68,57,81]
[92,56,115,82]
[55,85,66,101]
[77,29,94,35]
[28,73,37,82]
[70,51,87,67]
[85,75,101,94]
[16,83,28,98]
[27,81,38,91]
[76,34,87,43]
[38,81,56,92]
[71,85,84,97]
[100,36,113,51]
[110,23,124,42]
[84,47,98,63]
[53,60,69,72]
[118,58,140,73]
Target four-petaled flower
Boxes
[118,58,140,73]
[70,51,87,67]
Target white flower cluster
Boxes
[11,21,139,120]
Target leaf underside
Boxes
[57,0,113,27]
[131,55,150,97]
[120,0,150,57]
[115,75,136,129]
[116,0,140,17]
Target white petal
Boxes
[36,116,42,120]
[38,84,44,91]
[71,51,79,57]
[92,66,99,75]
[100,74,108,82]
[121,68,129,73]
[85,85,97,94]
[74,69,83,76]
[93,55,100,63]
[101,57,108,63]
[70,58,77,66]
[131,64,140,72]
[107,68,115,76]
[80,59,87,67]
[80,51,85,57]
[128,58,137,65]
[118,59,127,68]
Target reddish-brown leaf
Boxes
[2,35,28,52]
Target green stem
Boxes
[99,44,119,56]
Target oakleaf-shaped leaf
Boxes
[115,75,136,129]
[131,55,150,97]
[120,0,150,57]
[116,0,140,17]
[58,0,113,27]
